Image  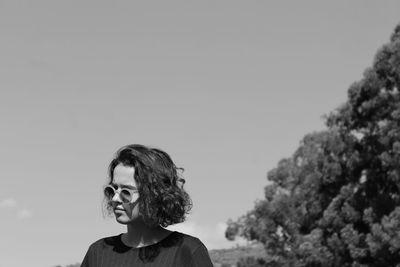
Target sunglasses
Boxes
[104,185,139,204]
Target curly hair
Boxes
[104,144,192,227]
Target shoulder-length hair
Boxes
[105,144,192,227]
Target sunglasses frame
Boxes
[104,185,139,204]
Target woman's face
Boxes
[110,164,141,224]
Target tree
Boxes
[227,23,400,266]
[237,256,267,267]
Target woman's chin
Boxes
[115,214,144,225]
[114,212,130,224]
[115,215,130,224]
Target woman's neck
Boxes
[122,220,172,248]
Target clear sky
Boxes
[1,1,399,266]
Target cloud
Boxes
[167,221,247,249]
[0,198,17,208]
[0,198,33,219]
[17,208,33,219]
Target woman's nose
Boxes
[111,191,122,203]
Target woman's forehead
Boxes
[113,164,136,186]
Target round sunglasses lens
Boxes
[104,187,115,199]
[120,190,132,203]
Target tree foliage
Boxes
[226,23,400,266]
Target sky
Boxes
[0,1,400,266]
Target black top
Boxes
[81,231,214,267]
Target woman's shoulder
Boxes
[86,231,208,254]
[86,234,123,251]
[168,231,213,266]
[169,231,208,253]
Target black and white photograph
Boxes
[1,1,400,266]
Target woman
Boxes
[81,144,214,266]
